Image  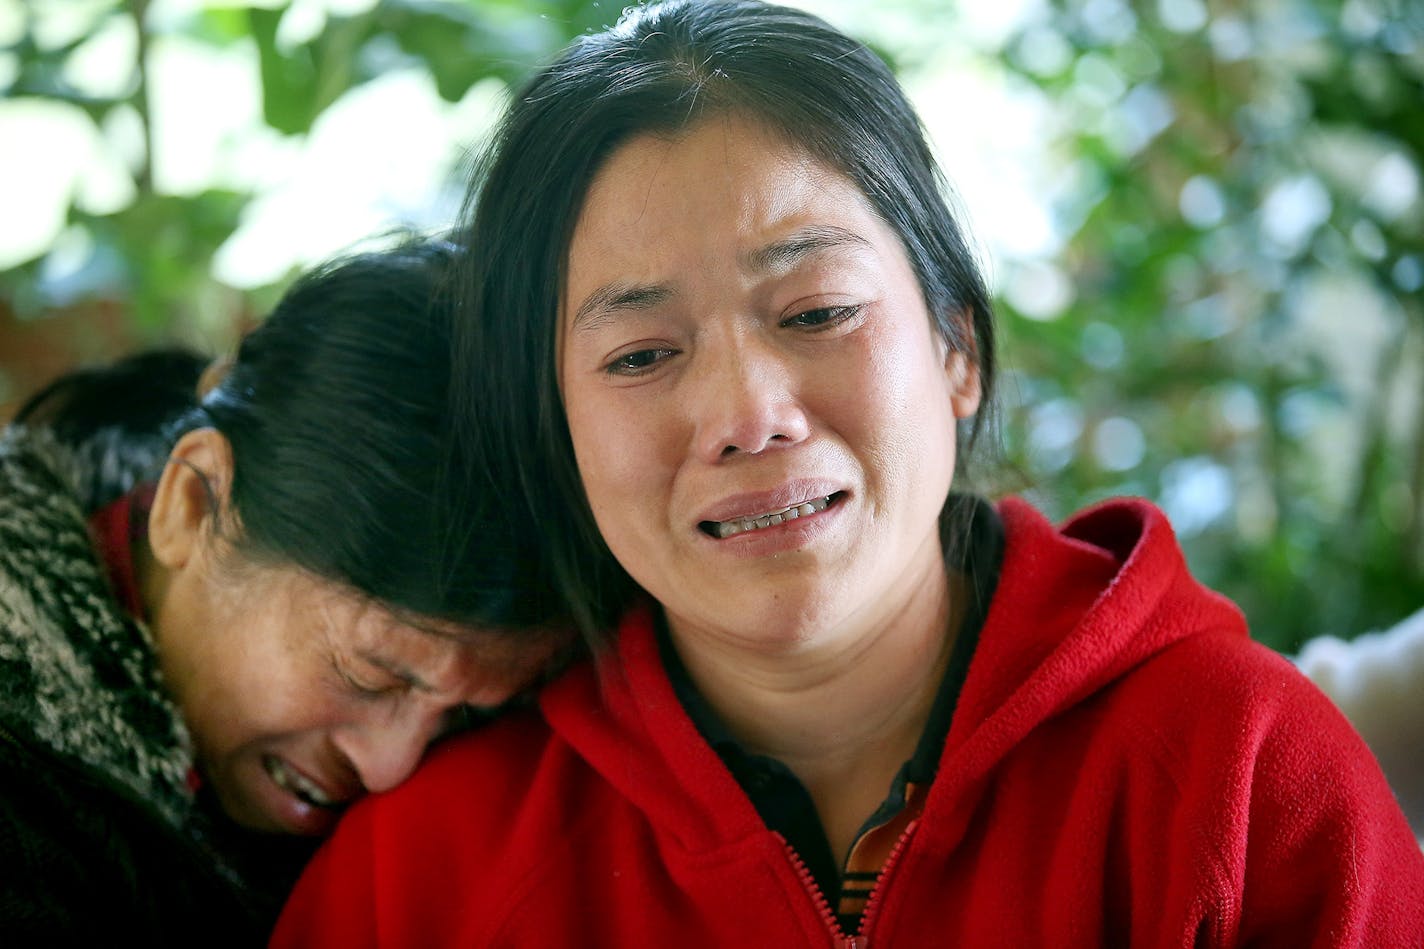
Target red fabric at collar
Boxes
[87,484,156,622]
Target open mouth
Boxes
[263,754,341,810]
[699,492,843,539]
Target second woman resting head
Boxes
[148,238,567,835]
[2,236,568,939]
[141,238,567,835]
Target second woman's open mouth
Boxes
[263,754,342,811]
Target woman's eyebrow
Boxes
[570,225,870,332]
[571,283,674,333]
[743,224,871,274]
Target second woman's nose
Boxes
[329,712,440,796]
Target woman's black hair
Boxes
[450,0,999,643]
[186,237,550,630]
[13,348,207,513]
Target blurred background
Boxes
[2,0,1420,652]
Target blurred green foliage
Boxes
[988,0,1423,650]
[2,0,1420,651]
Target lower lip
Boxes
[699,495,845,556]
[256,755,340,836]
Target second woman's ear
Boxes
[148,428,234,571]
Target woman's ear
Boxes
[945,350,982,420]
[940,311,982,420]
[148,428,233,571]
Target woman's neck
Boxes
[668,544,965,863]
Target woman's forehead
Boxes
[583,119,832,217]
[285,571,559,673]
[566,120,879,284]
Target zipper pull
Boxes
[838,937,869,949]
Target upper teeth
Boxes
[265,755,335,808]
[711,495,833,539]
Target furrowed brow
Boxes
[571,282,674,332]
[744,225,872,274]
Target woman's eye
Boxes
[337,664,402,700]
[782,304,864,330]
[605,347,677,376]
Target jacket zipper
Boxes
[778,835,862,948]
[779,819,923,949]
[855,818,920,941]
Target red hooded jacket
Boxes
[273,498,1424,947]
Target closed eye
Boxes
[333,659,405,700]
[781,304,864,331]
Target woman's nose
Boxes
[690,335,810,462]
[330,712,440,795]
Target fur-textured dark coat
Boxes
[0,427,306,944]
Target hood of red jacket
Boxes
[541,495,1247,856]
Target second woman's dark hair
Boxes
[191,238,550,629]
[450,0,999,642]
[13,348,207,513]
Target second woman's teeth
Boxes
[264,755,336,808]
